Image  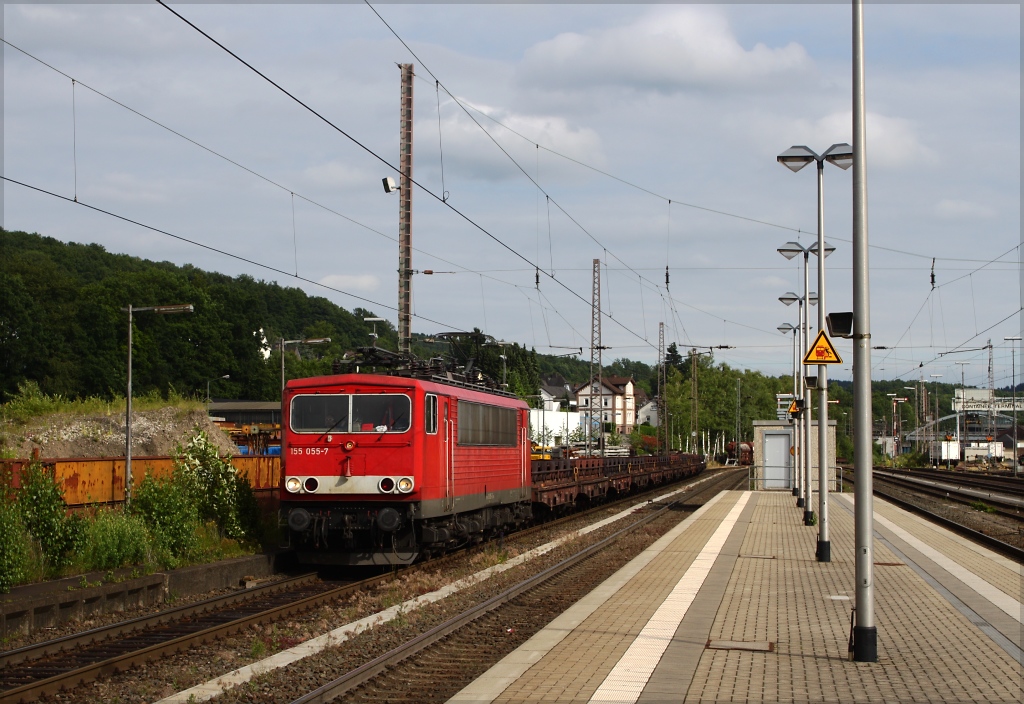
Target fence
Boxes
[747,463,842,493]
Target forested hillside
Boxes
[1,229,411,402]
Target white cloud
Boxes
[935,199,996,220]
[319,273,379,293]
[300,161,371,191]
[821,111,936,169]
[517,6,814,93]
[759,110,936,170]
[86,172,170,204]
[753,275,792,290]
[417,99,606,181]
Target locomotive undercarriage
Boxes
[281,500,534,566]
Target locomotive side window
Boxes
[456,400,516,446]
[290,394,350,433]
[425,394,438,434]
[290,394,410,433]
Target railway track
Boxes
[842,468,1024,563]
[0,573,390,703]
[884,468,1023,503]
[1,467,714,704]
[287,469,746,704]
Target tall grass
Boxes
[1,381,204,425]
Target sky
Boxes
[2,2,1020,390]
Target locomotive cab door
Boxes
[443,398,454,512]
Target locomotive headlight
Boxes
[378,477,395,493]
[285,477,301,493]
[397,477,414,493]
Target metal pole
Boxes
[851,0,877,662]
[803,253,813,525]
[397,64,414,355]
[125,305,133,505]
[797,303,805,506]
[816,158,830,559]
[1014,343,1019,476]
[280,338,286,394]
[792,327,800,496]
[955,362,970,464]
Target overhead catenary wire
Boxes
[454,92,1008,267]
[2,175,462,331]
[431,59,1022,356]
[12,12,1012,369]
[156,0,664,355]
[0,35,579,334]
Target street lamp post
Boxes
[123,303,193,504]
[929,374,942,462]
[206,374,230,405]
[1005,337,1020,474]
[778,142,850,558]
[563,384,573,451]
[849,1,876,659]
[904,386,919,453]
[779,289,810,511]
[778,322,800,494]
[779,285,817,520]
[954,361,970,464]
[280,337,332,393]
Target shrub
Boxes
[0,381,64,424]
[17,462,84,574]
[0,484,28,592]
[174,432,256,540]
[132,471,199,567]
[82,509,150,570]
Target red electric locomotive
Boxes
[281,372,533,566]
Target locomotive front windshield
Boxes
[290,394,411,433]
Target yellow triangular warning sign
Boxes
[803,329,843,365]
[787,400,799,414]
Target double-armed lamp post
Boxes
[777,322,799,495]
[778,287,816,515]
[280,337,332,393]
[124,303,193,504]
[777,141,851,561]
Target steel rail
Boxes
[0,573,320,668]
[289,469,744,704]
[872,471,1023,516]
[890,468,1023,497]
[0,573,391,703]
[843,470,1024,564]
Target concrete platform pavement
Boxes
[450,490,1023,704]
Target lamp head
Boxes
[777,241,806,260]
[779,292,799,306]
[809,241,836,258]
[777,323,796,334]
[823,142,854,170]
[777,145,817,172]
